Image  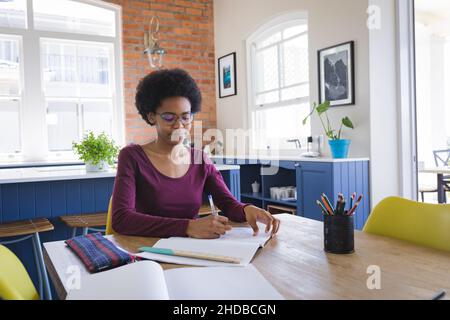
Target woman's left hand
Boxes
[243,205,280,236]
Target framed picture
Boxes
[218,52,237,98]
[318,41,355,106]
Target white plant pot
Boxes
[85,161,109,172]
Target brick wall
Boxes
[106,0,216,145]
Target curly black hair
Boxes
[135,68,202,125]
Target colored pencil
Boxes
[321,195,334,215]
[316,200,329,215]
[348,194,363,216]
[322,193,335,214]
[350,192,356,210]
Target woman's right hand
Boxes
[186,215,232,239]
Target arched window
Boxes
[247,13,310,153]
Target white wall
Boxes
[214,0,371,157]
[369,0,402,205]
[214,0,417,208]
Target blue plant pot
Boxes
[328,139,351,159]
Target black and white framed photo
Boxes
[218,52,237,98]
[318,41,355,106]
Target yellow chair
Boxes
[0,244,39,300]
[105,197,115,236]
[363,196,450,252]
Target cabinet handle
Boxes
[294,163,300,168]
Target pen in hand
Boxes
[208,194,218,217]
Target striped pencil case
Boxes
[65,232,135,273]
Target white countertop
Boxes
[0,164,240,184]
[0,160,85,169]
[211,154,370,163]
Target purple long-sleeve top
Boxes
[111,144,249,238]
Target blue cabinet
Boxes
[296,161,370,230]
[212,157,371,230]
[296,162,333,222]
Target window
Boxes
[0,0,123,162]
[247,14,310,152]
[33,0,116,37]
[42,39,114,151]
[0,35,22,154]
[0,0,27,29]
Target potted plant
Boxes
[72,132,120,172]
[303,101,354,159]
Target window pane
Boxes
[256,91,279,106]
[82,100,113,137]
[42,40,113,98]
[0,99,21,153]
[78,45,112,98]
[0,0,27,29]
[252,103,311,150]
[33,0,116,37]
[0,36,21,96]
[281,84,309,101]
[256,46,279,92]
[47,101,79,151]
[283,24,307,39]
[257,32,281,49]
[42,41,77,97]
[282,34,309,86]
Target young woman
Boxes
[111,68,280,239]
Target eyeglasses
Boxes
[155,112,194,125]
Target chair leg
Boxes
[83,227,89,236]
[32,233,52,300]
[31,235,44,299]
[420,192,425,202]
[72,227,77,238]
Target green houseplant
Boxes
[303,100,355,158]
[72,132,120,172]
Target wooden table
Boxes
[420,167,450,203]
[43,214,450,300]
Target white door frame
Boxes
[396,0,418,200]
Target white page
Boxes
[207,222,272,247]
[165,265,284,300]
[137,238,260,267]
[135,223,272,267]
[66,261,169,300]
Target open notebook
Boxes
[66,260,283,300]
[135,223,272,267]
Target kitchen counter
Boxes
[210,154,369,163]
[0,164,240,184]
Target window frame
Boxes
[246,12,310,154]
[0,0,124,163]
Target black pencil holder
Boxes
[323,214,354,254]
